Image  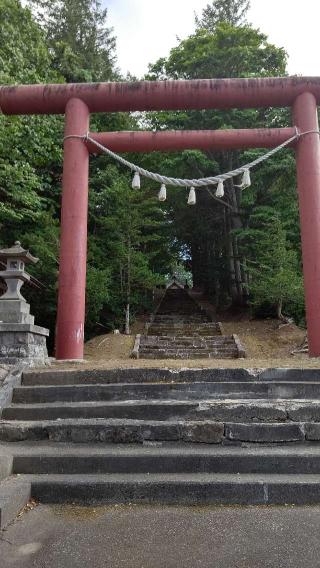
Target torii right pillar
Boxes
[294,92,320,356]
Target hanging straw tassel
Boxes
[215,180,224,198]
[132,171,140,189]
[241,169,251,188]
[187,187,196,205]
[235,168,251,189]
[158,184,167,201]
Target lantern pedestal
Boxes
[0,242,49,365]
[0,323,49,364]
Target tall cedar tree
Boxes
[2,1,171,340]
[195,0,250,30]
[27,0,117,81]
[146,20,288,311]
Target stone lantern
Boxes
[0,241,49,364]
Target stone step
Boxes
[148,330,221,336]
[150,321,219,326]
[141,338,234,345]
[139,346,237,353]
[150,323,217,326]
[139,345,238,351]
[149,325,217,328]
[3,398,313,422]
[0,418,225,444]
[148,324,220,330]
[6,442,320,475]
[0,418,316,444]
[147,326,221,331]
[140,343,236,350]
[153,316,211,322]
[0,477,31,529]
[141,339,235,345]
[16,472,320,505]
[22,368,320,386]
[138,350,239,359]
[15,381,320,404]
[7,399,320,423]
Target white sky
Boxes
[105,0,320,78]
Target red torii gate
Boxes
[0,78,319,360]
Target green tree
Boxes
[238,208,304,320]
[27,0,117,81]
[87,163,171,333]
[146,21,288,309]
[0,0,64,346]
[195,0,250,31]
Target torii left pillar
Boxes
[56,98,89,360]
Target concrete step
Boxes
[149,324,220,329]
[149,323,218,326]
[0,417,316,444]
[142,339,232,345]
[7,399,320,423]
[17,472,320,505]
[139,346,237,353]
[21,368,320,386]
[148,331,221,337]
[12,381,320,404]
[140,338,234,346]
[149,322,220,327]
[139,350,239,359]
[139,347,238,354]
[0,477,31,529]
[6,442,320,475]
[3,399,311,422]
[0,418,224,444]
[153,316,211,322]
[24,368,253,386]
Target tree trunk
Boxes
[227,179,246,306]
[125,303,130,335]
[125,235,131,334]
[225,208,239,304]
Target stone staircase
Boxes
[137,287,245,359]
[2,367,320,519]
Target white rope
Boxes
[63,128,320,189]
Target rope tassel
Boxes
[241,169,251,188]
[188,187,196,205]
[132,171,140,189]
[235,168,251,189]
[215,180,224,198]
[158,183,167,201]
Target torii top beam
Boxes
[1,77,320,115]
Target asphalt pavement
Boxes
[1,503,320,567]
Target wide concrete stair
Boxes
[138,287,245,359]
[2,367,320,509]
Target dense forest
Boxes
[0,0,305,346]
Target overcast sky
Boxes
[105,0,319,78]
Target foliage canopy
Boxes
[0,0,306,347]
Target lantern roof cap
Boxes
[0,241,38,264]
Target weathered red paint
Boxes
[293,93,320,357]
[88,128,296,153]
[55,98,89,360]
[1,77,320,114]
